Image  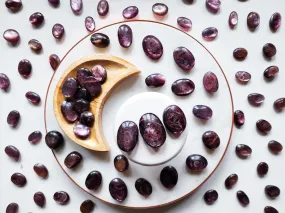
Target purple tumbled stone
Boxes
[270,12,281,31]
[80,200,94,213]
[109,178,128,202]
[73,123,90,139]
[122,6,139,19]
[142,35,163,60]
[173,47,195,71]
[6,202,19,213]
[45,130,64,150]
[11,173,26,187]
[117,121,138,152]
[33,163,48,178]
[186,154,208,171]
[135,178,152,197]
[28,39,42,53]
[229,11,238,29]
[237,190,250,206]
[62,77,78,98]
[171,78,195,96]
[273,98,285,111]
[256,119,272,134]
[163,105,187,136]
[34,192,46,207]
[3,29,20,45]
[204,190,218,204]
[233,48,248,60]
[61,101,78,123]
[139,113,166,148]
[73,99,90,114]
[152,3,168,16]
[265,185,280,199]
[236,144,252,159]
[235,71,251,83]
[84,77,102,97]
[145,73,165,88]
[203,71,219,93]
[206,0,221,13]
[193,105,213,120]
[234,110,245,127]
[257,162,269,177]
[29,12,44,27]
[247,12,260,30]
[248,93,265,106]
[85,16,95,32]
[114,155,129,172]
[264,66,279,80]
[5,145,20,161]
[118,24,133,48]
[202,27,218,41]
[52,23,65,39]
[202,131,220,150]
[0,73,10,91]
[177,17,192,30]
[48,0,60,7]
[25,91,41,105]
[90,33,110,48]
[85,171,102,190]
[28,131,42,144]
[49,54,60,71]
[18,59,32,78]
[70,0,83,14]
[7,110,20,128]
[77,68,91,87]
[5,0,22,12]
[160,166,178,189]
[91,65,107,84]
[79,111,95,127]
[263,43,277,58]
[97,0,109,16]
[225,174,238,189]
[268,140,283,154]
[64,151,82,169]
[74,88,93,102]
[264,206,279,213]
[53,191,69,205]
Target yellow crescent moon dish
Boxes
[53,54,140,151]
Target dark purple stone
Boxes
[264,206,279,213]
[256,119,272,134]
[29,12,44,27]
[139,113,166,148]
[163,105,186,136]
[236,144,252,159]
[33,163,48,178]
[34,192,46,207]
[233,48,248,60]
[73,123,90,139]
[73,99,90,114]
[76,68,91,87]
[193,105,213,120]
[90,33,110,48]
[80,200,94,213]
[109,178,128,202]
[264,66,279,80]
[7,110,20,128]
[28,39,42,53]
[11,173,26,187]
[64,151,82,169]
[79,111,95,127]
[85,16,95,32]
[3,29,20,45]
[18,59,32,79]
[177,17,192,29]
[122,6,139,19]
[61,101,78,123]
[160,166,178,189]
[203,72,219,93]
[173,46,195,71]
[25,91,41,105]
[5,0,22,12]
[186,154,208,171]
[85,171,102,190]
[152,3,168,16]
[273,98,285,111]
[97,0,109,16]
[117,121,138,152]
[171,78,195,96]
[53,191,69,205]
[202,27,218,41]
[142,35,163,60]
[247,12,260,30]
[74,88,93,102]
[5,145,20,161]
[268,140,283,154]
[45,130,64,150]
[206,0,221,13]
[52,23,64,39]
[145,73,165,88]
[229,11,238,29]
[114,155,129,172]
[204,190,218,204]
[84,77,102,97]
[248,93,265,106]
[202,131,220,150]
[118,24,133,48]
[49,54,60,71]
[135,178,152,196]
[6,203,19,213]
[234,110,245,127]
[237,190,250,206]
[0,73,10,91]
[225,174,238,189]
[235,71,251,83]
[257,162,269,177]
[62,77,78,98]
[270,12,281,31]
[28,131,42,144]
[263,43,277,58]
[91,65,107,84]
[48,0,60,7]
[70,0,82,14]
[265,185,280,198]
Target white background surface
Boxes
[0,0,284,212]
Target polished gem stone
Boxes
[229,11,238,29]
[248,93,265,106]
[139,113,166,148]
[274,98,285,111]
[114,155,129,172]
[204,190,218,204]
[45,130,64,150]
[163,105,186,136]
[186,154,208,171]
[117,121,138,152]
[3,29,20,45]
[29,12,44,27]
[28,131,42,144]
[97,0,109,16]
[49,54,60,71]
[247,12,260,30]
[206,0,221,13]
[77,68,91,87]
[265,185,280,198]
[234,110,245,127]
[91,65,107,84]
[172,78,195,96]
[34,192,46,207]
[122,6,139,19]
[64,151,82,169]
[142,35,163,60]
[73,123,90,139]
[264,206,279,213]
[270,12,281,31]
[236,144,252,158]
[33,163,48,178]
[62,77,78,98]
[85,171,102,190]
[235,71,251,83]
[237,190,250,206]
[263,43,277,58]
[70,0,82,14]
[173,46,195,71]
[85,16,95,32]
[177,17,192,29]
[160,166,178,189]
[5,0,22,12]
[193,105,213,120]
[28,39,42,53]
[135,178,152,196]
[145,73,165,88]
[61,101,78,123]
[6,202,19,213]
[48,0,60,7]
[225,174,238,189]
[7,110,20,128]
[257,162,269,177]
[152,3,168,16]
[202,27,218,41]
[84,77,102,97]
[52,23,65,39]
[74,88,93,102]
[118,24,133,48]
[79,111,94,127]
[73,99,90,114]
[0,73,10,91]
[109,178,128,202]
[202,131,220,150]
[264,66,279,80]
[5,145,20,161]
[80,200,94,213]
[53,191,69,205]
[25,91,41,105]
[203,72,219,93]
[256,119,272,134]
[268,140,283,154]
[90,33,110,48]
[233,48,248,60]
[18,59,32,78]
[11,173,26,187]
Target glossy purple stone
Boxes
[64,151,82,169]
[202,27,218,41]
[122,6,139,19]
[114,155,129,172]
[236,144,252,159]
[117,121,138,152]
[28,39,42,53]
[7,110,20,128]
[6,202,19,213]
[142,35,163,60]
[61,101,78,123]
[204,190,218,204]
[160,166,178,189]
[235,71,251,83]
[206,0,221,13]
[173,47,195,71]
[186,154,208,171]
[233,48,248,60]
[80,200,94,213]
[265,185,280,198]
[97,0,109,16]
[85,171,102,190]
[74,88,92,102]
[70,0,82,14]
[90,33,110,48]
[247,12,260,30]
[79,111,94,127]
[256,119,272,134]
[49,54,60,71]
[229,11,238,29]
[109,178,128,202]
[5,0,22,12]
[25,91,41,105]
[29,12,44,27]
[193,105,213,120]
[273,98,285,111]
[34,192,46,207]
[202,131,220,150]
[73,99,90,114]
[62,77,78,98]
[76,68,91,87]
[257,162,269,177]
[33,163,48,178]
[203,72,219,93]
[5,145,20,161]
[85,16,95,32]
[152,3,168,16]
[48,0,60,7]
[248,93,265,106]
[163,105,186,136]
[45,130,64,150]
[18,59,32,78]
[28,131,42,144]
[145,73,165,88]
[11,173,26,187]
[171,78,195,96]
[84,77,102,97]
[135,178,152,196]
[263,43,277,58]
[0,73,10,91]
[53,191,69,205]
[3,29,20,45]
[118,24,133,48]
[268,140,283,154]
[177,17,192,30]
[91,65,107,84]
[225,174,238,189]
[237,190,250,206]
[264,66,279,80]
[234,110,245,127]
[52,23,65,39]
[264,206,279,213]
[270,12,281,31]
[73,123,90,139]
[139,113,166,148]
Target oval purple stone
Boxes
[202,27,218,41]
[73,99,90,114]
[122,6,139,19]
[177,17,192,30]
[5,145,20,161]
[268,140,283,154]
[29,12,44,27]
[229,11,238,29]
[53,191,69,205]
[25,91,41,105]
[74,88,92,102]
[6,203,19,213]
[0,73,10,91]
[142,35,163,60]
[248,93,265,106]
[145,73,165,88]
[256,119,272,134]
[64,151,82,168]
[28,131,42,144]
[186,154,208,171]
[193,105,213,120]
[109,178,128,202]
[7,110,20,128]
[235,71,251,83]
[85,171,102,190]
[84,77,102,97]
[28,39,42,53]
[257,162,268,177]
[80,200,94,213]
[70,0,83,14]
[247,12,260,30]
[173,46,195,71]
[76,68,91,87]
[49,54,60,71]
[117,121,138,152]
[273,98,285,111]
[202,131,220,150]
[97,0,109,16]
[11,173,26,187]
[118,24,133,48]
[265,185,280,199]
[206,0,221,13]
[61,101,78,123]
[233,48,248,60]
[152,3,168,16]
[73,123,90,139]
[33,163,48,178]
[48,0,60,7]
[264,206,279,213]
[171,78,195,96]
[79,111,95,127]
[34,192,46,207]
[234,110,245,127]
[62,77,78,98]
[237,190,250,206]
[52,23,65,39]
[160,166,178,189]
[204,190,218,204]
[203,71,219,93]
[263,43,277,58]
[225,174,238,189]
[85,16,95,32]
[3,29,20,45]
[270,12,281,31]
[163,105,186,136]
[90,33,110,48]
[5,0,22,12]
[236,144,252,159]
[114,155,129,172]
[45,130,64,150]
[18,59,32,78]
[135,178,152,197]
[91,65,107,84]
[264,66,279,80]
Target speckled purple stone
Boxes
[122,6,139,19]
[109,178,128,202]
[173,46,195,71]
[206,0,221,13]
[0,73,10,91]
[73,123,90,139]
[118,24,133,48]
[193,105,213,120]
[117,121,138,152]
[202,27,218,41]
